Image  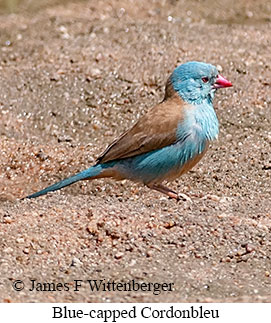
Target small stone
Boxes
[164,221,175,229]
[90,68,101,77]
[4,217,12,224]
[115,252,124,259]
[151,245,161,251]
[226,134,233,140]
[71,257,82,267]
[246,244,255,253]
[146,250,154,257]
[207,194,220,202]
[129,259,136,266]
[216,64,223,72]
[87,224,98,234]
[16,238,25,243]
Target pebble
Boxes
[115,252,124,259]
[4,217,12,224]
[16,238,25,243]
[71,257,82,266]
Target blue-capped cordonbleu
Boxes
[25,61,232,200]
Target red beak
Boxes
[213,74,232,89]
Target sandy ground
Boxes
[0,0,271,302]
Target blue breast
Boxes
[179,101,219,142]
[112,102,218,184]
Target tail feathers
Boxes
[25,165,103,199]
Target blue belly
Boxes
[111,136,207,184]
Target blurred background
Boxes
[1,0,271,24]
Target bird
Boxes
[25,61,232,200]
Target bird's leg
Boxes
[148,184,178,200]
[148,183,192,202]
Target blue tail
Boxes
[25,164,104,199]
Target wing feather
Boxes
[97,94,185,163]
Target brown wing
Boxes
[97,93,185,164]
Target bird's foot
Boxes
[175,193,192,203]
[148,184,192,203]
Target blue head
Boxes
[170,61,232,105]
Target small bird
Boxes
[25,61,232,200]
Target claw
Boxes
[176,193,192,203]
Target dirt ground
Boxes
[0,0,271,303]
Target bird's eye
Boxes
[202,77,209,83]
